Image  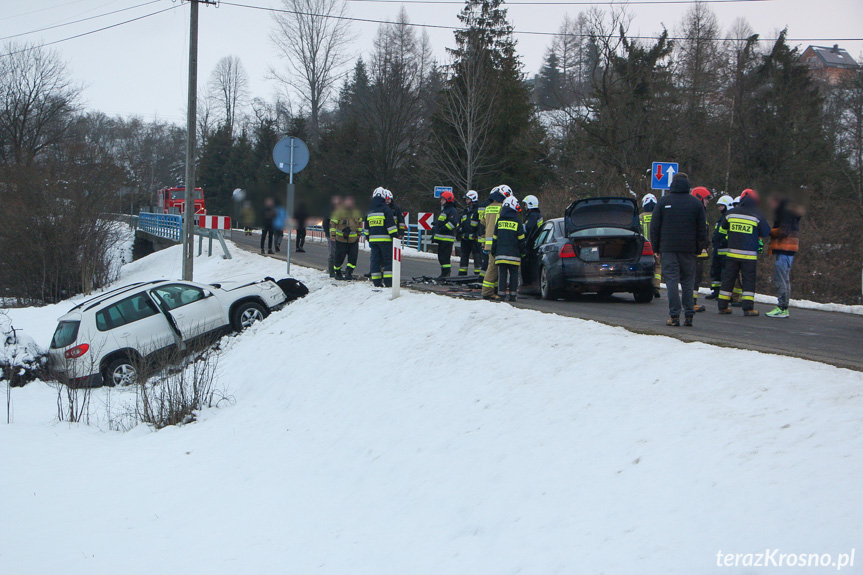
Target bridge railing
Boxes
[138,212,182,242]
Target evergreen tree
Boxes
[537,50,563,110]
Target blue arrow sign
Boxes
[651,162,679,190]
[433,186,453,198]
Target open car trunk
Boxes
[564,197,643,262]
[570,234,641,262]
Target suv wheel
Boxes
[104,357,138,387]
[232,301,267,331]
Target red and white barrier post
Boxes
[392,237,402,300]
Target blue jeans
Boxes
[773,254,794,308]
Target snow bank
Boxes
[2,239,862,573]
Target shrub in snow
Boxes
[0,313,46,387]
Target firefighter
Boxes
[432,190,459,278]
[491,196,526,302]
[520,195,544,285]
[522,195,544,243]
[705,194,734,300]
[481,185,510,300]
[364,187,399,287]
[385,190,407,238]
[690,186,712,312]
[717,189,771,316]
[639,193,661,298]
[457,190,482,276]
[330,195,363,280]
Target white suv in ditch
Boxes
[48,278,300,386]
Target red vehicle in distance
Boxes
[157,187,206,216]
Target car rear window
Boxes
[51,321,80,349]
[96,292,159,331]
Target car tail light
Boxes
[559,243,576,258]
[642,241,654,256]
[64,344,89,359]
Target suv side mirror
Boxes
[202,289,212,298]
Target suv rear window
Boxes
[96,292,160,331]
[51,321,80,349]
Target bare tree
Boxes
[361,8,434,185]
[207,55,249,138]
[429,43,497,192]
[270,0,353,139]
[0,42,80,165]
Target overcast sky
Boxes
[3,0,862,124]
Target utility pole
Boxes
[181,0,200,281]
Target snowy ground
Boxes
[2,242,862,574]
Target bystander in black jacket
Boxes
[649,176,707,254]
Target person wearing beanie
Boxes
[649,173,708,327]
[765,196,805,318]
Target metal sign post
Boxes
[392,237,402,300]
[273,137,309,274]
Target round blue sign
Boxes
[272,137,309,174]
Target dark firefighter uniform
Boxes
[330,204,363,279]
[481,190,506,298]
[709,219,729,298]
[364,197,399,287]
[457,202,481,275]
[639,206,661,291]
[390,199,407,238]
[491,203,526,300]
[522,207,544,285]
[432,199,459,277]
[717,196,771,313]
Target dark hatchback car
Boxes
[521,197,656,302]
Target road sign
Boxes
[402,211,409,227]
[651,162,679,190]
[198,215,231,230]
[273,136,310,274]
[392,237,402,300]
[417,212,434,231]
[434,186,452,198]
[273,137,310,175]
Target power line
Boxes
[0,0,92,22]
[0,0,162,42]
[1,4,182,57]
[345,0,769,4]
[220,1,863,43]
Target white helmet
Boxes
[717,195,734,209]
[372,186,386,199]
[524,194,539,210]
[502,196,520,212]
[732,195,741,206]
[465,190,479,202]
[383,189,393,200]
[498,184,513,198]
[642,193,657,207]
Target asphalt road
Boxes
[232,231,863,371]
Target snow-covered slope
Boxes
[1,244,862,574]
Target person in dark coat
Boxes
[765,196,805,318]
[491,196,527,302]
[457,190,482,276]
[260,197,277,255]
[649,173,708,327]
[294,202,309,252]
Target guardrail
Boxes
[138,212,182,242]
[303,223,432,252]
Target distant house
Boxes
[801,45,860,85]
